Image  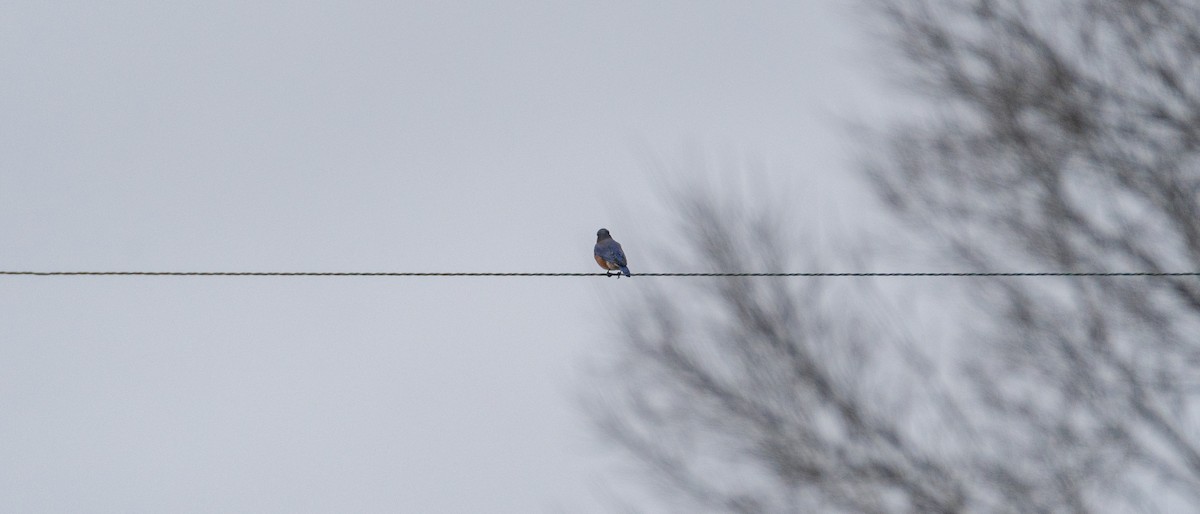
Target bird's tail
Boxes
[619,265,631,277]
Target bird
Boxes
[594,228,631,277]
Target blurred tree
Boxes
[591,0,1200,511]
[589,182,972,512]
[868,0,1200,510]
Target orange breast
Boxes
[595,254,616,270]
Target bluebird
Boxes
[594,228,631,277]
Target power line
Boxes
[1,271,1198,277]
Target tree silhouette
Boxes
[591,1,1200,511]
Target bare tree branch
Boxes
[589,0,1200,511]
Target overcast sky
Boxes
[1,2,886,512]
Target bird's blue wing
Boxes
[610,244,627,267]
[596,241,626,266]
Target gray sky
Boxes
[1,2,883,512]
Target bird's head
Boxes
[596,228,611,240]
